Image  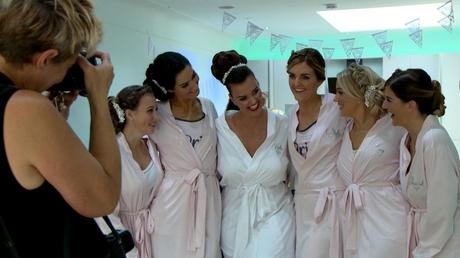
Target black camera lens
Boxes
[47,56,97,97]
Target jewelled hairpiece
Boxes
[151,79,168,95]
[111,99,125,123]
[222,63,247,84]
[364,85,379,108]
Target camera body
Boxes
[47,56,97,96]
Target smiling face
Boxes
[287,62,323,102]
[382,86,409,127]
[126,94,159,134]
[173,65,199,101]
[229,75,265,116]
[334,81,362,118]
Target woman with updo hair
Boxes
[99,85,163,258]
[383,68,460,258]
[211,50,295,258]
[143,52,221,258]
[334,63,408,258]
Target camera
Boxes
[47,56,98,97]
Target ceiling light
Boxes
[318,3,445,32]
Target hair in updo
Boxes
[211,50,254,110]
[143,51,191,101]
[385,68,445,117]
[108,85,154,133]
[287,48,326,81]
[336,63,386,117]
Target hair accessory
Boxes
[151,79,168,95]
[111,99,125,123]
[222,63,247,84]
[364,85,378,108]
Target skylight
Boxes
[318,3,446,32]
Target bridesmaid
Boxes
[286,48,347,258]
[334,63,408,258]
[383,68,460,258]
[143,52,221,258]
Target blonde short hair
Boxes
[337,63,386,117]
[0,0,102,65]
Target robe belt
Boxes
[406,207,426,258]
[342,182,397,254]
[119,208,154,258]
[169,168,207,252]
[296,186,345,258]
[229,183,287,258]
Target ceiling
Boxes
[142,0,455,37]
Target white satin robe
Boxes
[288,94,347,258]
[217,110,295,258]
[149,98,221,258]
[337,114,409,258]
[401,115,460,258]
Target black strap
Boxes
[102,216,121,241]
[0,215,20,258]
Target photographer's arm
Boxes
[3,52,121,218]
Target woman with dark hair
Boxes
[383,68,460,258]
[211,50,294,258]
[286,48,347,258]
[143,52,221,258]
[100,85,163,258]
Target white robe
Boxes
[288,94,347,258]
[337,114,409,258]
[217,110,295,258]
[149,98,221,258]
[401,115,460,258]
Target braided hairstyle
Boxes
[337,63,386,117]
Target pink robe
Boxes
[96,133,164,258]
[288,94,347,258]
[401,115,460,258]
[149,98,221,258]
[337,114,409,258]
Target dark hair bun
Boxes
[211,50,247,83]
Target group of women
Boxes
[106,47,460,258]
[0,1,459,258]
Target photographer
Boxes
[0,1,121,258]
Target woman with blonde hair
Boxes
[0,0,119,257]
[383,68,460,258]
[334,63,408,258]
[286,48,347,258]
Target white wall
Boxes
[67,0,232,144]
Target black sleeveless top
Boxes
[0,73,109,258]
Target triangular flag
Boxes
[279,35,292,55]
[322,48,335,60]
[438,0,453,17]
[341,38,355,57]
[245,22,264,45]
[405,18,421,35]
[309,39,323,50]
[439,15,454,33]
[351,47,364,64]
[372,31,387,46]
[222,12,236,31]
[147,36,155,57]
[379,41,393,58]
[270,34,282,51]
[409,29,423,48]
[296,43,308,51]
